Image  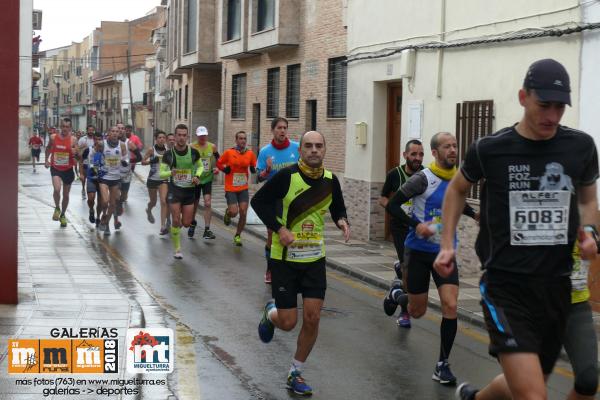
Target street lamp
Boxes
[53,74,62,126]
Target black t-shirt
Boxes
[381,165,422,228]
[461,126,599,277]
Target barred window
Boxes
[231,73,247,119]
[286,64,300,118]
[327,57,347,118]
[266,67,280,118]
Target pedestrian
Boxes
[383,132,478,386]
[256,117,300,284]
[45,118,78,227]
[436,59,599,400]
[217,131,257,246]
[28,130,44,173]
[159,124,204,259]
[253,130,350,396]
[142,130,169,235]
[378,139,424,327]
[189,126,220,240]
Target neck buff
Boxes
[235,145,247,153]
[428,161,456,181]
[271,137,290,150]
[298,158,324,179]
[107,139,119,148]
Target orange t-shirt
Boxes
[217,148,257,192]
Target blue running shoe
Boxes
[455,382,479,400]
[396,311,411,328]
[258,300,276,343]
[394,260,403,280]
[287,370,313,396]
[383,278,403,316]
[432,359,457,385]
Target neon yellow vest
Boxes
[271,170,333,263]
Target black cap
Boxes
[523,59,571,105]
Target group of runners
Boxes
[37,58,599,399]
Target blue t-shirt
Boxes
[257,141,300,180]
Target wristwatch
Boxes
[583,224,600,253]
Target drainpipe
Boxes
[436,0,446,98]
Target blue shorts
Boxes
[86,178,98,193]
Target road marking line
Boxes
[327,270,580,383]
[175,323,203,400]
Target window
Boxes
[148,68,156,90]
[456,100,494,200]
[327,57,347,118]
[226,0,241,41]
[184,84,189,119]
[286,64,300,118]
[266,67,280,118]
[257,0,275,32]
[231,73,247,119]
[184,0,197,53]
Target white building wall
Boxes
[19,0,33,160]
[119,70,146,124]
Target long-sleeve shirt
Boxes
[251,164,348,233]
[217,148,257,192]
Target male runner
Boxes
[160,124,204,259]
[166,132,175,149]
[45,118,78,227]
[217,131,257,246]
[383,132,478,385]
[81,132,104,225]
[115,126,142,229]
[379,139,424,327]
[28,131,44,173]
[257,117,299,283]
[189,126,220,240]
[254,130,350,396]
[78,125,96,199]
[142,130,169,235]
[96,126,129,236]
[435,59,599,400]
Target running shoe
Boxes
[52,207,61,221]
[146,208,155,224]
[173,250,183,260]
[264,270,272,284]
[396,311,411,328]
[160,227,169,236]
[33,168,36,174]
[103,226,111,236]
[95,219,100,228]
[59,214,67,228]
[258,299,276,343]
[455,382,479,400]
[233,234,242,246]
[223,211,231,226]
[187,220,197,238]
[89,209,96,224]
[286,370,313,396]
[203,228,216,240]
[432,360,457,386]
[383,278,403,316]
[116,201,124,216]
[394,260,403,280]
[114,220,122,230]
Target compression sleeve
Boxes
[250,169,291,232]
[330,174,348,224]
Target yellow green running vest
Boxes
[271,169,333,263]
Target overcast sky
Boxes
[35,0,163,51]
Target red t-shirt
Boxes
[128,134,143,163]
[29,136,43,149]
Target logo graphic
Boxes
[8,340,39,373]
[126,328,174,373]
[538,162,574,193]
[40,340,71,373]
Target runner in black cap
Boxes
[439,59,599,400]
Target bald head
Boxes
[299,131,326,168]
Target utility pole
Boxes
[126,49,136,132]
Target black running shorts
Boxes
[50,167,75,185]
[479,270,570,374]
[194,181,213,199]
[146,179,167,190]
[405,249,459,294]
[31,148,41,160]
[99,178,121,188]
[271,258,326,309]
[167,183,196,206]
[225,189,249,205]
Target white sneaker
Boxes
[173,250,183,259]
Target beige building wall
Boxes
[221,0,347,174]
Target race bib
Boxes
[288,230,324,260]
[401,199,413,216]
[54,152,70,166]
[173,168,192,186]
[509,191,570,245]
[105,155,120,168]
[232,173,247,187]
[571,258,590,292]
[201,158,210,172]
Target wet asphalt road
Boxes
[20,165,581,400]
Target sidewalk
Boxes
[0,191,176,399]
[133,163,600,362]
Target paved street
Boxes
[0,164,586,399]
